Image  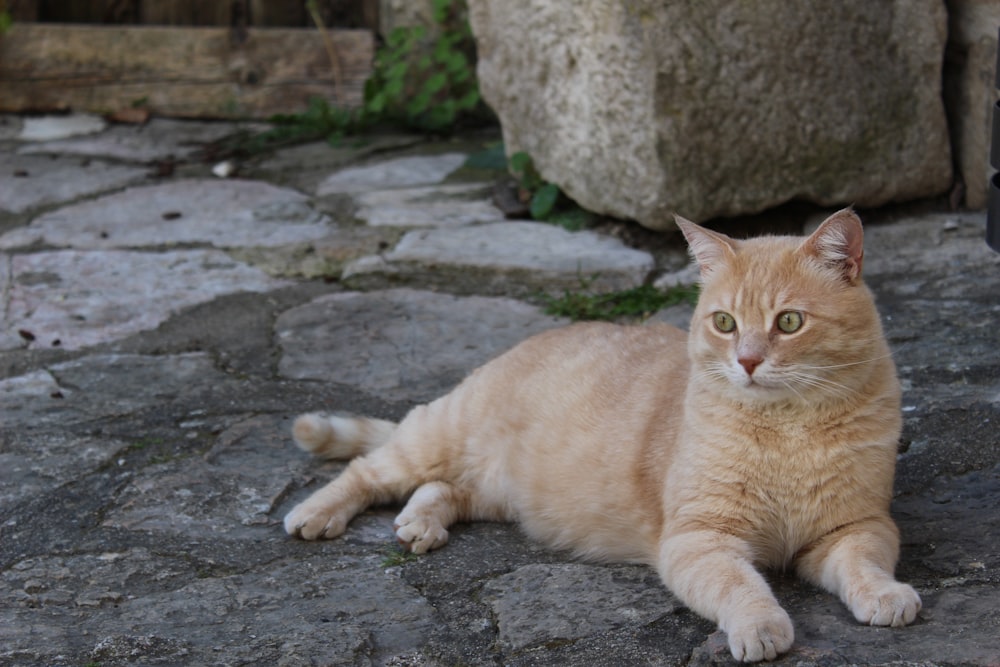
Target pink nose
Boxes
[738,356,762,376]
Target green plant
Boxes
[541,283,700,322]
[509,151,562,221]
[545,206,598,232]
[380,545,420,568]
[267,97,357,144]
[463,141,508,170]
[364,0,485,132]
[464,145,596,229]
[257,0,485,146]
[0,0,10,32]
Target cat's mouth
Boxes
[738,374,786,395]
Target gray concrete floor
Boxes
[1,114,998,666]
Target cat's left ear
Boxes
[799,208,865,283]
[674,215,738,280]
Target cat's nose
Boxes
[738,355,763,376]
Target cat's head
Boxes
[676,209,890,407]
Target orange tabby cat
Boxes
[283,209,920,661]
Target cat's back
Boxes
[468,320,690,405]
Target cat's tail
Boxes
[291,413,397,460]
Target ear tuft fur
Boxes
[674,215,737,281]
[800,208,865,282]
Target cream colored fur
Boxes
[284,209,920,662]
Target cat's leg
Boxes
[284,442,419,540]
[659,530,794,662]
[795,516,921,627]
[394,480,510,553]
[393,481,469,553]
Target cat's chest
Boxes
[673,421,868,564]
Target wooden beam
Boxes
[0,23,373,118]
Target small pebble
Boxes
[212,160,237,178]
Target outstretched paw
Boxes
[393,513,449,554]
[726,606,794,662]
[850,581,921,627]
[284,501,350,541]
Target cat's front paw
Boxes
[725,606,794,662]
[393,513,449,554]
[849,581,921,627]
[284,500,349,541]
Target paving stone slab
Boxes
[0,353,231,427]
[483,563,678,653]
[229,225,404,279]
[2,250,290,351]
[343,221,655,296]
[778,584,1000,665]
[105,456,288,539]
[354,182,503,227]
[0,253,17,351]
[17,118,244,163]
[101,413,369,542]
[863,212,1000,297]
[0,430,131,508]
[0,153,146,215]
[316,152,468,195]
[0,179,331,250]
[893,464,1000,582]
[0,369,65,424]
[276,288,568,402]
[246,135,424,193]
[17,113,107,142]
[0,552,436,666]
[0,115,22,141]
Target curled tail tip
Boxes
[291,413,395,459]
[292,413,335,454]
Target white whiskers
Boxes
[694,361,731,384]
[779,369,857,401]
[795,351,894,371]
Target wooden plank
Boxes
[0,23,373,118]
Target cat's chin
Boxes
[730,377,800,403]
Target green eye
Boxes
[776,311,804,333]
[713,312,736,333]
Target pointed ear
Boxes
[799,208,865,282]
[674,214,737,280]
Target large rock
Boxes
[468,0,953,227]
[944,0,1000,209]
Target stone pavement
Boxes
[0,113,998,666]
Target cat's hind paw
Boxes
[284,500,350,541]
[725,607,794,662]
[393,514,449,554]
[850,581,921,627]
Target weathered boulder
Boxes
[468,0,954,227]
[944,0,1000,209]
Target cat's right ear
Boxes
[674,215,737,280]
